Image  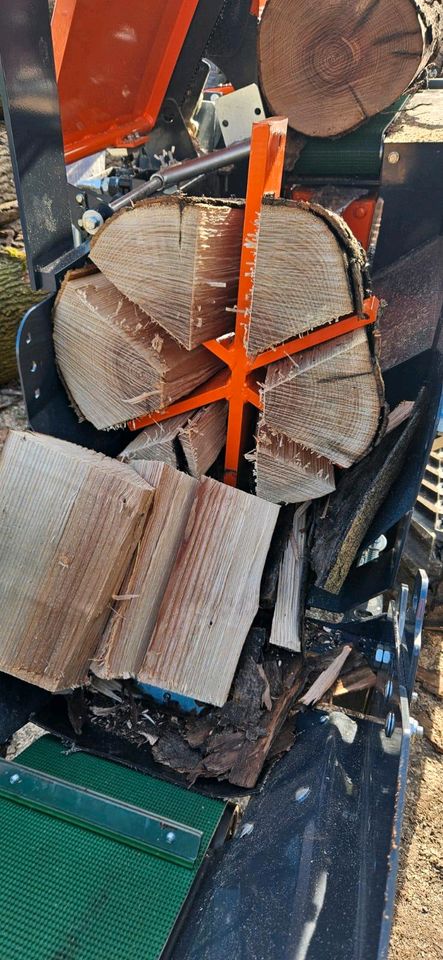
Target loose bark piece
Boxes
[53,271,221,430]
[119,412,193,468]
[247,199,365,357]
[178,401,228,477]
[138,476,280,706]
[258,0,440,138]
[299,645,353,706]
[251,423,335,503]
[94,461,197,679]
[228,657,304,788]
[270,504,309,652]
[90,196,244,349]
[311,391,425,592]
[0,430,153,691]
[386,400,414,434]
[262,328,384,468]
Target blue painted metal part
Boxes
[138,683,205,715]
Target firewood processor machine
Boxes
[0,2,442,958]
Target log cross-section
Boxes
[258,0,440,137]
[90,196,244,349]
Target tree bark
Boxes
[258,0,441,137]
[0,249,41,385]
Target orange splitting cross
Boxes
[128,118,379,487]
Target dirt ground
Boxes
[390,630,443,960]
[1,383,442,958]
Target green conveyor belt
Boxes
[293,97,408,179]
[0,736,226,960]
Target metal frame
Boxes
[0,0,74,290]
[0,758,202,867]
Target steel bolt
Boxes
[9,774,20,784]
[410,717,424,738]
[165,831,176,844]
[387,151,400,165]
[354,206,366,219]
[411,691,418,703]
[384,679,394,700]
[375,645,384,664]
[385,712,396,738]
[75,193,84,204]
[82,209,104,235]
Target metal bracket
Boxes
[402,569,429,699]
[0,759,202,868]
[215,83,265,146]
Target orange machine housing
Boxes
[52,0,201,162]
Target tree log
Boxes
[0,249,41,385]
[258,0,440,137]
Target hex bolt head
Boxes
[75,193,84,204]
[387,150,400,165]
[375,645,384,665]
[82,209,104,235]
[411,691,418,703]
[165,831,176,844]
[410,717,424,738]
[9,774,20,784]
[385,712,396,738]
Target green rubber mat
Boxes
[0,736,226,960]
[293,96,408,180]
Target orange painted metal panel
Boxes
[52,0,200,162]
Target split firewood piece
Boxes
[0,430,153,691]
[119,412,193,468]
[386,400,414,434]
[333,665,376,697]
[246,199,366,357]
[94,462,198,680]
[178,401,228,477]
[270,504,309,653]
[262,328,384,468]
[119,401,228,477]
[90,196,244,349]
[299,645,353,706]
[258,0,440,138]
[138,476,280,706]
[251,423,335,503]
[53,271,221,430]
[311,390,425,593]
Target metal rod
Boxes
[109,138,251,212]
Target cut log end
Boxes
[258,0,440,137]
[90,195,244,349]
[53,271,221,430]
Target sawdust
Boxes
[390,631,443,960]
